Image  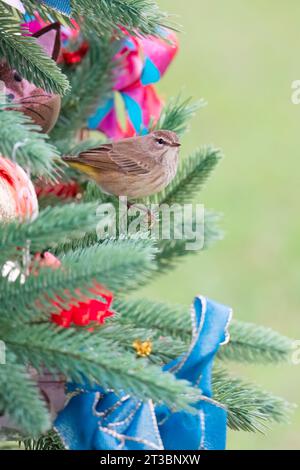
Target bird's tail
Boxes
[62,155,101,179]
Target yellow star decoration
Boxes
[133,339,152,357]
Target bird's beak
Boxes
[171,142,181,147]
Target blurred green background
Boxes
[141,0,300,449]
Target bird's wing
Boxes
[78,142,156,176]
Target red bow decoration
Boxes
[33,252,114,328]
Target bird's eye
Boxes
[156,138,165,145]
[13,72,22,82]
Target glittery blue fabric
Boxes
[39,0,71,15]
[55,296,232,450]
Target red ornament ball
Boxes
[35,179,81,200]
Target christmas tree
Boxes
[0,1,294,450]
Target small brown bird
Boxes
[63,130,181,198]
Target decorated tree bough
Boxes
[0,0,294,450]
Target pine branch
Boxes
[81,184,222,271]
[145,147,223,206]
[0,5,69,95]
[21,429,64,450]
[50,35,117,143]
[72,0,174,37]
[218,321,293,364]
[114,297,192,341]
[0,238,157,323]
[0,351,50,437]
[156,210,223,271]
[0,109,60,179]
[20,1,71,18]
[23,0,175,37]
[20,2,73,27]
[83,181,120,206]
[19,365,295,443]
[52,231,100,256]
[113,298,293,364]
[213,368,293,432]
[0,202,104,260]
[51,204,222,269]
[5,323,200,412]
[155,96,203,137]
[92,320,187,365]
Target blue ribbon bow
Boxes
[55,296,232,450]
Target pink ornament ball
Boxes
[0,156,39,222]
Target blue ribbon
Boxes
[55,296,232,450]
[39,0,71,15]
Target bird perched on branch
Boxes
[63,130,180,198]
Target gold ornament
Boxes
[133,339,152,357]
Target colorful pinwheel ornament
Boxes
[88,29,179,139]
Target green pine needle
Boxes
[0,202,104,258]
[155,96,203,137]
[5,323,200,412]
[0,352,50,437]
[0,5,69,95]
[0,238,157,323]
[93,320,187,365]
[219,321,294,364]
[21,429,64,450]
[72,0,175,37]
[113,298,293,365]
[156,210,223,271]
[213,368,294,432]
[0,109,60,179]
[51,35,117,143]
[0,7,294,440]
[23,0,176,37]
[146,146,223,205]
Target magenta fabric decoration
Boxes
[88,29,179,139]
[23,16,178,140]
[23,13,80,42]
